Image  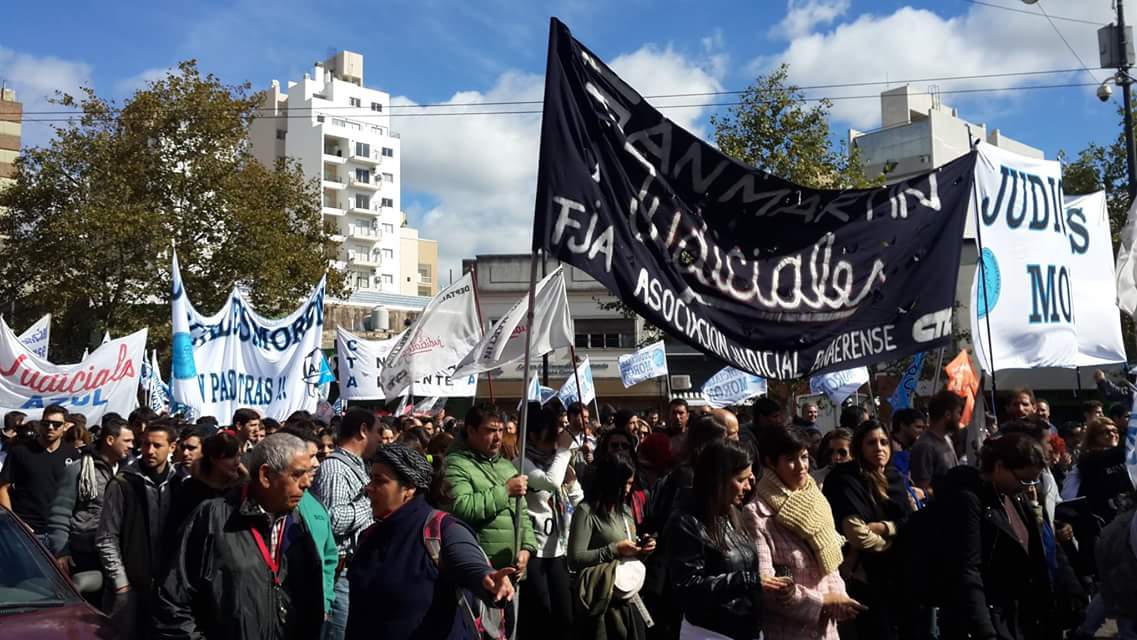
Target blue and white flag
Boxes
[17,314,51,360]
[526,374,558,406]
[148,350,170,414]
[617,341,668,388]
[810,366,870,405]
[332,397,346,416]
[1127,392,1137,487]
[558,357,596,407]
[701,366,767,408]
[888,352,926,410]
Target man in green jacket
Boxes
[283,426,338,615]
[446,404,537,571]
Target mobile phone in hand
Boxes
[774,564,794,582]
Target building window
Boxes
[354,195,369,209]
[382,147,394,157]
[381,198,394,208]
[275,129,286,140]
[354,168,370,182]
[382,172,394,183]
[418,264,432,284]
[349,97,361,107]
[381,248,394,260]
[371,125,385,136]
[355,142,370,157]
[382,223,394,234]
[381,274,394,284]
[316,115,325,123]
[371,102,383,112]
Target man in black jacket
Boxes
[937,433,1053,640]
[154,432,324,640]
[97,419,177,639]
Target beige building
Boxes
[849,85,1042,183]
[398,219,438,297]
[0,87,20,190]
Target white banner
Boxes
[810,366,869,405]
[379,273,482,398]
[454,267,574,377]
[0,317,145,423]
[335,327,478,400]
[170,252,326,420]
[970,143,1078,372]
[558,357,596,407]
[1117,198,1137,318]
[617,341,668,388]
[701,366,767,408]
[1063,192,1126,366]
[17,315,51,360]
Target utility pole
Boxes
[1118,0,1137,202]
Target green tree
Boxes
[0,61,345,361]
[711,64,883,189]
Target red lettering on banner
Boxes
[0,344,136,393]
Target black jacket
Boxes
[665,505,763,640]
[153,489,325,640]
[935,466,1052,640]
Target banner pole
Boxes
[1075,366,1083,399]
[931,347,946,393]
[469,264,496,405]
[569,345,585,408]
[865,372,878,418]
[513,250,540,572]
[971,172,1000,422]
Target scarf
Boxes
[755,471,845,576]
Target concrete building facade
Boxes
[398,220,438,298]
[250,51,435,293]
[0,87,21,190]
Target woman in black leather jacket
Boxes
[666,441,791,639]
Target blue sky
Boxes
[0,0,1124,274]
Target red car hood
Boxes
[0,602,114,639]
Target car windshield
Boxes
[0,512,79,612]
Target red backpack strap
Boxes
[422,509,449,565]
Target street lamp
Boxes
[1027,1,1137,201]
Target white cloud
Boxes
[761,3,1115,130]
[0,47,93,148]
[114,67,173,97]
[394,42,725,279]
[774,0,851,39]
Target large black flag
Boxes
[533,18,975,379]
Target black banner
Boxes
[532,18,976,380]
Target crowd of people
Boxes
[0,375,1135,640]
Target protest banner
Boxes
[1061,191,1125,366]
[701,366,767,408]
[0,316,145,423]
[557,357,596,407]
[335,327,478,400]
[617,341,668,388]
[888,352,926,410]
[532,18,974,380]
[810,366,870,405]
[17,314,50,360]
[170,252,326,420]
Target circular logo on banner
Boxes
[652,350,665,367]
[975,248,1001,319]
[171,332,197,380]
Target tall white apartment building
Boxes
[251,51,419,292]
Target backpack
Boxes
[422,509,510,640]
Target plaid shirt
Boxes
[311,448,372,557]
[743,497,844,640]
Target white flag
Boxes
[701,366,767,408]
[453,267,574,377]
[170,251,204,415]
[17,314,51,360]
[810,366,869,405]
[379,273,482,398]
[617,341,668,388]
[1116,197,1137,318]
[558,357,596,407]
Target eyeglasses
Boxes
[1013,474,1040,488]
[41,420,66,429]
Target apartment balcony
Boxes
[348,176,380,191]
[348,204,379,216]
[350,149,383,166]
[323,150,347,165]
[322,175,346,191]
[329,232,346,243]
[348,255,383,268]
[347,226,381,240]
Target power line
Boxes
[1037,0,1101,82]
[15,66,1100,116]
[960,0,1104,25]
[18,82,1098,124]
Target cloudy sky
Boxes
[1,0,1122,279]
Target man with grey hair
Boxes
[154,433,325,640]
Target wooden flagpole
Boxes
[512,250,540,580]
